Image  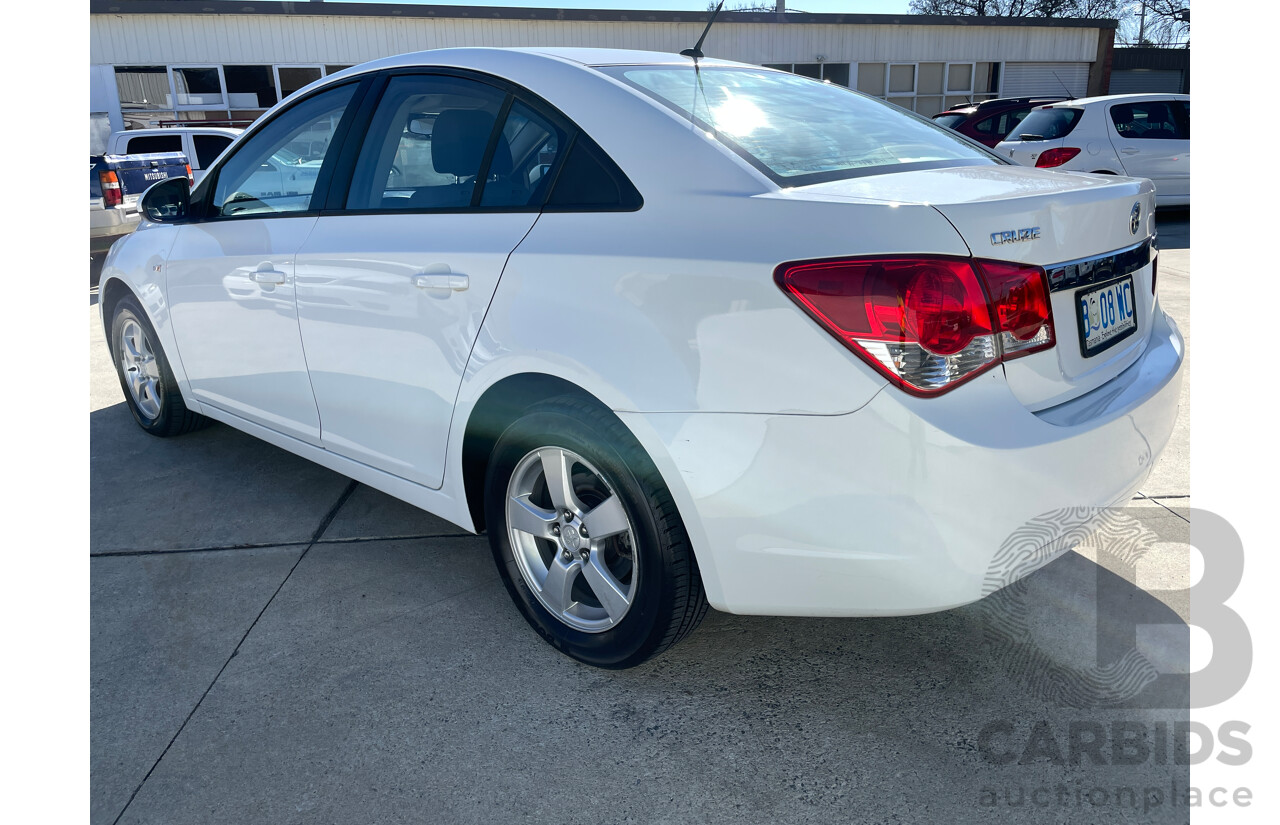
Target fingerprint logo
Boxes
[978,507,1163,707]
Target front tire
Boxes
[109,294,208,437]
[484,398,708,668]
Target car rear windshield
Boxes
[1005,107,1082,141]
[600,66,997,186]
[932,113,969,129]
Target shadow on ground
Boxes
[92,399,1190,824]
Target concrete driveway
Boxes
[91,211,1192,824]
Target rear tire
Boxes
[109,294,209,437]
[484,397,709,668]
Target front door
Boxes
[166,82,358,443]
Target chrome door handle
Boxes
[414,273,469,292]
[251,269,287,285]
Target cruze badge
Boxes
[990,227,1040,246]
[1130,202,1141,235]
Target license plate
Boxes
[1076,277,1137,357]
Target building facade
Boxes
[90,1,1117,150]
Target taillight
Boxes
[776,256,1055,396]
[1035,147,1081,168]
[974,259,1055,359]
[185,163,194,183]
[99,170,122,208]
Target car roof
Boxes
[122,126,244,137]
[935,96,1067,116]
[322,46,748,84]
[1039,93,1190,108]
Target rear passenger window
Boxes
[345,74,508,211]
[1110,102,1180,140]
[127,135,182,155]
[193,135,233,169]
[480,102,565,208]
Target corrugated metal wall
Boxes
[1109,69,1184,94]
[90,14,1101,66]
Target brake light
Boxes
[99,170,121,208]
[775,256,1055,395]
[975,259,1055,358]
[185,163,194,183]
[1035,147,1081,168]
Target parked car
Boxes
[932,96,1069,148]
[90,152,191,254]
[995,94,1190,206]
[99,49,1184,668]
[105,126,242,184]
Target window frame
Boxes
[1107,99,1185,141]
[318,66,642,216]
[191,75,376,224]
[168,65,227,111]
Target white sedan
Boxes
[995,93,1190,207]
[100,48,1184,668]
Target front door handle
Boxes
[414,273,469,292]
[1121,148,1140,155]
[251,269,287,285]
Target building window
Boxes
[850,61,1001,116]
[172,66,225,107]
[276,66,324,100]
[762,63,852,87]
[112,63,348,130]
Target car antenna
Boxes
[1051,71,1077,100]
[681,1,726,61]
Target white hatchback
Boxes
[100,48,1184,668]
[994,94,1190,207]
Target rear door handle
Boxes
[1121,148,1140,155]
[414,273,469,292]
[251,269,287,285]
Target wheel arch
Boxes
[98,276,138,355]
[460,372,613,533]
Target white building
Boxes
[90,1,1118,150]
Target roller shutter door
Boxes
[1002,63,1090,98]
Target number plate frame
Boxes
[1075,275,1138,358]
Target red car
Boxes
[932,96,1069,148]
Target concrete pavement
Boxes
[91,212,1192,824]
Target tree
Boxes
[1116,2,1191,47]
[908,1,1123,17]
[909,0,1190,48]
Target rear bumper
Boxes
[623,306,1184,616]
[89,205,140,252]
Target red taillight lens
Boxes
[776,256,1056,396]
[974,259,1055,358]
[99,170,122,208]
[1035,147,1081,168]
[185,163,194,183]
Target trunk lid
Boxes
[794,166,1158,410]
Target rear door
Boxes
[165,81,361,443]
[1105,99,1190,201]
[294,71,566,488]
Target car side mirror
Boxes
[140,176,191,223]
